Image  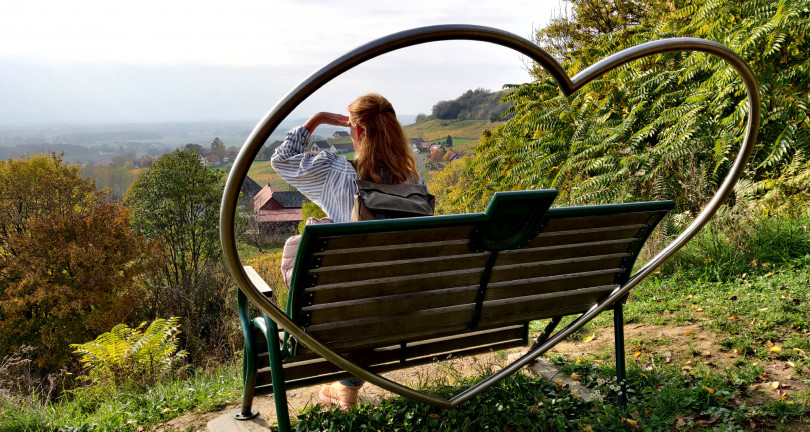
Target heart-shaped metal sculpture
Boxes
[220,24,760,409]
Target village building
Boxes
[330,143,354,154]
[429,144,447,155]
[307,140,330,152]
[332,131,350,139]
[252,185,305,241]
[409,138,431,153]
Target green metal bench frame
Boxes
[237,190,674,429]
[219,25,760,432]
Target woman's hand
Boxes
[303,112,350,134]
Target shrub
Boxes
[70,317,187,390]
[244,251,288,310]
[658,209,810,281]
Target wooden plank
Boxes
[255,338,528,391]
[525,226,646,248]
[303,286,479,325]
[244,265,274,296]
[542,211,660,231]
[489,255,628,283]
[480,294,606,321]
[476,303,596,329]
[485,272,618,301]
[298,322,527,354]
[316,240,471,266]
[307,269,484,303]
[311,253,490,285]
[320,225,475,250]
[496,239,634,266]
[307,304,474,337]
[263,325,528,383]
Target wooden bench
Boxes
[235,189,673,430]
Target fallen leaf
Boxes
[787,361,796,368]
[634,351,642,358]
[623,418,640,428]
[582,425,592,432]
[684,329,693,336]
[793,348,807,356]
[582,333,596,343]
[768,381,781,390]
[632,324,644,329]
[696,307,704,312]
[685,294,693,300]
[770,346,782,353]
[701,351,712,357]
[429,413,440,419]
[570,372,581,381]
[703,386,714,394]
[750,259,759,268]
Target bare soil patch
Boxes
[158,323,809,431]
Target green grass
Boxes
[288,359,807,431]
[403,119,503,142]
[4,212,810,431]
[0,362,241,432]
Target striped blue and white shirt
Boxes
[271,126,427,223]
[271,126,358,223]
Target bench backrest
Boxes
[286,190,673,356]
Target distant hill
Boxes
[417,88,512,123]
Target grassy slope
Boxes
[403,119,503,146]
[3,222,809,431]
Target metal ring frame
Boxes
[220,24,760,408]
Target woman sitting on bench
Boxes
[271,93,427,409]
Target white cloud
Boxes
[0,1,560,124]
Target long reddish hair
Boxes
[349,94,418,184]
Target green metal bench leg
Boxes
[265,315,292,432]
[613,301,627,408]
[235,290,259,420]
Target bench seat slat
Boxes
[322,225,475,249]
[525,226,649,247]
[297,323,528,354]
[304,287,479,325]
[486,272,619,301]
[306,292,598,344]
[307,269,483,304]
[317,240,471,266]
[497,239,635,265]
[541,210,663,231]
[255,339,527,393]
[489,257,627,283]
[311,254,490,284]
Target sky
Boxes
[0,0,561,127]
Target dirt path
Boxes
[157,323,809,431]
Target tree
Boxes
[444,0,810,217]
[533,0,680,64]
[0,153,156,370]
[125,149,229,358]
[210,137,226,159]
[183,143,204,155]
[445,135,453,147]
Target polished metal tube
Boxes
[220,25,760,408]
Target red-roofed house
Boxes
[252,185,306,241]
